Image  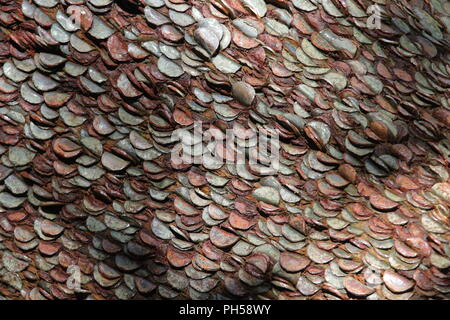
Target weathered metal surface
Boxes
[0,0,448,300]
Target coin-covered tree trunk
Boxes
[0,0,448,300]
